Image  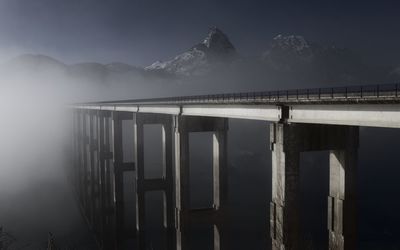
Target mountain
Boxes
[0,54,148,86]
[145,27,238,76]
[2,54,67,73]
[262,35,385,84]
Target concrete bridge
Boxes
[71,83,400,250]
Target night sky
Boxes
[0,0,400,65]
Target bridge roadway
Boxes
[78,83,400,128]
[71,83,400,250]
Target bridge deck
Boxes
[75,83,400,128]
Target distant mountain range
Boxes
[0,27,398,87]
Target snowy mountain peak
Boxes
[146,27,237,76]
[201,27,235,54]
[272,34,310,53]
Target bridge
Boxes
[70,83,400,250]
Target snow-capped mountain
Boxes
[262,35,320,71]
[261,34,383,84]
[265,35,313,56]
[145,27,237,76]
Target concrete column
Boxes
[174,116,229,250]
[133,115,145,236]
[134,113,175,249]
[270,123,300,250]
[97,110,113,246]
[174,116,190,250]
[213,223,229,250]
[82,111,90,216]
[328,127,358,250]
[88,111,96,227]
[75,110,83,205]
[111,111,133,248]
[213,130,228,210]
[103,113,116,249]
[269,123,358,250]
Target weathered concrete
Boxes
[111,111,133,249]
[174,116,229,250]
[327,127,358,250]
[270,123,301,250]
[182,105,281,121]
[76,102,400,129]
[134,113,175,248]
[270,123,358,250]
[289,104,400,128]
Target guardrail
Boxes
[85,83,400,106]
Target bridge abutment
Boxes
[270,123,358,250]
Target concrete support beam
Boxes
[174,115,229,250]
[81,111,90,217]
[182,104,282,121]
[269,123,358,250]
[111,111,133,249]
[289,104,400,128]
[270,123,301,250]
[328,127,358,250]
[95,110,113,248]
[133,113,175,249]
[87,111,97,227]
[75,110,84,205]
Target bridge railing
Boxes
[85,83,400,106]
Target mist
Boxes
[1,1,400,248]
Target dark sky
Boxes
[0,0,399,66]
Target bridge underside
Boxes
[71,104,365,250]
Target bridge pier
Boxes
[133,113,175,249]
[73,110,84,206]
[110,111,134,249]
[81,111,90,220]
[88,111,100,233]
[94,110,113,248]
[174,116,229,250]
[270,123,358,250]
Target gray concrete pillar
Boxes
[269,123,358,250]
[74,110,83,205]
[270,123,300,250]
[213,130,228,210]
[111,111,133,249]
[103,112,116,249]
[328,127,358,250]
[174,116,190,250]
[133,115,146,249]
[82,111,90,216]
[174,116,229,250]
[96,110,114,247]
[134,113,175,249]
[88,111,97,227]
